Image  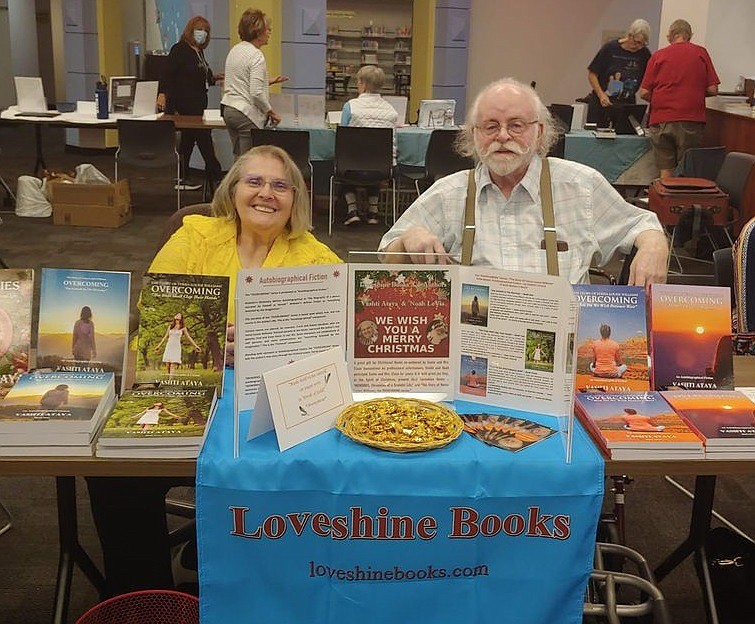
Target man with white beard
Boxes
[379,77,668,286]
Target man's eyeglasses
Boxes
[475,119,539,138]
[241,175,294,194]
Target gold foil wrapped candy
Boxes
[335,397,463,452]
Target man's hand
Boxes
[628,230,669,289]
[598,92,612,107]
[384,226,452,264]
[156,93,166,112]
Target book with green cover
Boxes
[134,273,229,394]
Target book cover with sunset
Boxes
[662,391,755,454]
[650,284,734,391]
[36,269,131,393]
[574,391,704,459]
[0,370,115,438]
[0,269,33,399]
[572,285,649,392]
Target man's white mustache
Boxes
[481,140,531,158]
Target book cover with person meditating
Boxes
[35,268,131,394]
[0,370,116,454]
[573,391,704,460]
[0,268,33,399]
[572,284,649,393]
[134,273,230,394]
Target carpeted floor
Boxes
[0,123,752,624]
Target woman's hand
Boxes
[156,93,166,112]
[268,110,281,126]
[269,75,289,86]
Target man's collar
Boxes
[479,157,541,200]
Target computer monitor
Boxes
[418,99,456,128]
[606,104,647,135]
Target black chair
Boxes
[547,104,574,159]
[328,126,396,236]
[674,145,726,179]
[250,129,313,218]
[115,119,181,211]
[402,129,474,196]
[155,202,212,253]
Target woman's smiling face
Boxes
[234,154,294,237]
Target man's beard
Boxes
[478,139,535,177]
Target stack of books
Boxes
[573,391,704,460]
[662,390,755,459]
[0,370,116,456]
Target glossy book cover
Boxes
[135,273,229,394]
[574,391,704,452]
[572,285,649,392]
[650,284,733,391]
[0,269,33,398]
[36,268,131,393]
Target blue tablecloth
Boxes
[277,126,434,166]
[564,130,652,183]
[197,371,604,624]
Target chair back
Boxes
[333,126,393,181]
[424,129,474,182]
[250,129,312,181]
[156,203,212,253]
[547,104,573,159]
[115,119,178,169]
[674,146,726,179]
[74,590,199,624]
[716,151,755,210]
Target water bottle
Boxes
[95,77,109,119]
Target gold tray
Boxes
[335,397,463,452]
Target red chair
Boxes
[74,590,199,624]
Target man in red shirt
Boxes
[638,19,719,178]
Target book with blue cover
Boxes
[36,268,131,394]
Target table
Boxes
[564,130,657,189]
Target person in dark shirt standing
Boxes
[586,19,652,127]
[639,19,719,178]
[158,15,223,191]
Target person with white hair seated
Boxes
[379,77,668,288]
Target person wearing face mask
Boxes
[379,78,668,288]
[221,8,289,158]
[157,15,223,191]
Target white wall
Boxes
[658,0,709,47]
[8,0,39,77]
[706,0,755,92]
[467,0,662,111]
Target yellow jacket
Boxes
[148,215,342,320]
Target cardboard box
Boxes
[50,179,132,228]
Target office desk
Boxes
[564,130,657,188]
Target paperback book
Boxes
[96,385,217,458]
[649,284,734,391]
[36,268,131,393]
[135,273,230,394]
[0,268,33,398]
[573,391,704,460]
[572,285,649,392]
[661,390,755,458]
[0,370,116,453]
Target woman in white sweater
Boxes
[221,8,288,157]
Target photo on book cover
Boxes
[525,329,556,373]
[0,269,33,398]
[36,268,131,392]
[135,273,229,391]
[458,354,488,397]
[460,283,489,327]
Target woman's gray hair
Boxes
[356,65,385,93]
[211,145,311,237]
[627,18,651,45]
[455,77,558,161]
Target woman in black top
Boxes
[158,15,223,190]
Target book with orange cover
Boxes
[661,390,755,458]
[572,285,649,392]
[649,284,733,391]
[574,391,704,459]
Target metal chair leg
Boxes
[0,499,11,536]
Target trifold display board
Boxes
[233,259,578,461]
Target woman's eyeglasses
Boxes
[475,119,538,138]
[241,175,294,194]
